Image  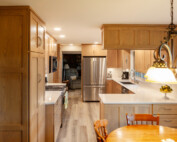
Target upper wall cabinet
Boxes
[30,12,45,53]
[82,44,107,56]
[46,33,57,57]
[107,50,130,70]
[102,24,167,50]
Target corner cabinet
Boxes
[102,24,167,50]
[0,6,45,142]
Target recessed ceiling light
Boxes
[59,35,65,38]
[54,27,61,31]
[94,42,99,44]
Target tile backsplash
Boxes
[107,68,123,78]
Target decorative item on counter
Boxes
[160,85,173,99]
[107,71,112,78]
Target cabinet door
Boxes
[119,104,152,127]
[82,45,94,56]
[106,80,112,93]
[38,23,45,52]
[144,50,151,72]
[30,12,45,53]
[93,45,107,56]
[107,50,118,68]
[30,17,38,52]
[135,50,144,73]
[30,52,45,142]
[122,50,130,70]
[104,29,120,49]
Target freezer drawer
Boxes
[83,86,105,101]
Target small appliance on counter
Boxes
[122,71,129,79]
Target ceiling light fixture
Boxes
[54,27,61,31]
[145,0,177,99]
[59,35,65,38]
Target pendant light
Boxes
[145,0,177,99]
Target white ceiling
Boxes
[0,0,177,44]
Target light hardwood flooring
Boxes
[57,89,99,142]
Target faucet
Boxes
[130,69,139,84]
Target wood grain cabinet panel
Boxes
[104,30,120,49]
[107,50,118,68]
[107,50,130,70]
[150,31,166,46]
[30,12,45,53]
[0,6,46,142]
[158,115,177,128]
[153,104,177,115]
[30,52,45,142]
[106,80,113,93]
[135,30,150,46]
[101,104,152,132]
[82,44,107,56]
[46,95,62,142]
[102,24,168,50]
[120,30,134,46]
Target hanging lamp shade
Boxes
[145,67,177,84]
[145,43,177,84]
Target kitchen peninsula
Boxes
[100,78,177,133]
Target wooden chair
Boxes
[94,119,108,142]
[126,113,159,126]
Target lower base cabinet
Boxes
[100,103,177,133]
[45,95,62,142]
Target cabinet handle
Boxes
[38,36,42,47]
[163,108,172,111]
[164,120,172,122]
[38,74,42,83]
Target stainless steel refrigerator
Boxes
[83,57,106,101]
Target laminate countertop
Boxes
[99,78,177,104]
[45,91,63,105]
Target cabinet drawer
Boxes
[153,104,177,114]
[159,115,177,128]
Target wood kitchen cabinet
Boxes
[45,94,62,142]
[107,50,130,70]
[101,103,177,133]
[117,50,130,70]
[101,104,152,132]
[0,6,45,142]
[102,24,167,50]
[30,12,45,53]
[107,50,118,68]
[30,52,45,142]
[82,44,107,56]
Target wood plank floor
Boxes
[57,89,99,142]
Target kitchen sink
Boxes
[120,81,134,85]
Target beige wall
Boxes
[59,44,82,82]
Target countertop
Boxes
[45,91,63,105]
[99,78,177,104]
[45,83,66,91]
[45,83,66,86]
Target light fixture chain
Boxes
[171,0,174,24]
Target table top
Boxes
[106,125,177,142]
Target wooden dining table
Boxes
[106,125,177,142]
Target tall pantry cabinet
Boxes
[0,6,45,142]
